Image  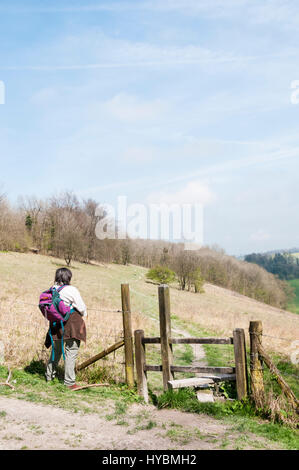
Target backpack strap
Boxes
[49,321,66,362]
[60,321,65,361]
[57,285,67,292]
[49,325,55,362]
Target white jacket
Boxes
[53,283,87,318]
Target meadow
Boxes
[0,252,298,379]
[0,252,298,449]
[287,279,299,315]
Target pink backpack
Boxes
[39,285,74,360]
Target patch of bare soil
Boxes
[0,397,280,450]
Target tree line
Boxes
[0,191,292,309]
[245,252,299,280]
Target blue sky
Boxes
[0,0,299,255]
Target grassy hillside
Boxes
[0,252,298,449]
[287,279,299,314]
[0,251,298,370]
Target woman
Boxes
[45,267,87,390]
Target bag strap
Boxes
[60,321,65,361]
[49,322,66,362]
[57,285,67,293]
[49,326,55,362]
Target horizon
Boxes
[1,0,299,256]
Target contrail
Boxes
[78,146,299,195]
[0,52,294,72]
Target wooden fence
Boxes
[134,284,248,403]
[74,283,298,415]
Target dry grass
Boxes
[0,252,298,377]
[168,282,299,356]
[0,252,152,377]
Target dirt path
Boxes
[0,396,280,450]
[171,325,206,366]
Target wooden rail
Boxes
[142,337,234,345]
[144,365,235,374]
[76,339,124,371]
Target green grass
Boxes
[287,279,299,314]
[157,388,299,450]
[152,316,299,449]
[262,353,299,400]
[0,363,142,416]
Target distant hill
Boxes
[244,251,299,281]
[239,248,299,260]
[262,247,299,256]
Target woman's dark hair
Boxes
[55,268,72,285]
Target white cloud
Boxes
[105,93,167,122]
[250,229,271,241]
[147,180,216,205]
[122,146,157,162]
[31,87,59,105]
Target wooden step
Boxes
[196,391,215,402]
[168,374,236,390]
[168,377,214,390]
[196,373,236,382]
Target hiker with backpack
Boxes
[40,268,87,390]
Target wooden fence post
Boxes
[158,284,174,391]
[134,329,149,403]
[233,328,249,401]
[249,321,264,407]
[121,283,134,388]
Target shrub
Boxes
[146,265,176,284]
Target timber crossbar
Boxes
[144,365,236,374]
[142,337,234,345]
[76,339,124,371]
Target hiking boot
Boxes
[66,383,80,390]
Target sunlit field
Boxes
[0,252,298,377]
[288,279,299,315]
